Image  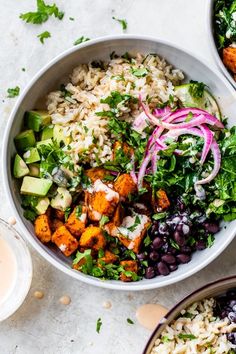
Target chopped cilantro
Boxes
[7,86,20,98]
[73,249,91,265]
[69,17,74,21]
[169,239,180,250]
[64,207,71,221]
[131,67,148,77]
[99,215,110,227]
[177,333,197,340]
[127,215,141,232]
[73,36,90,46]
[143,234,152,247]
[152,212,167,220]
[75,205,82,219]
[23,209,37,222]
[20,0,64,24]
[161,335,170,343]
[37,31,51,44]
[98,249,105,258]
[127,318,134,324]
[96,318,102,333]
[183,312,195,319]
[112,16,127,31]
[189,80,206,99]
[207,234,215,248]
[22,68,26,72]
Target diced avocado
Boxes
[35,197,50,215]
[51,187,72,211]
[53,124,71,145]
[23,147,40,164]
[20,176,52,197]
[14,130,36,152]
[13,154,29,178]
[41,125,54,140]
[36,138,53,149]
[25,111,51,132]
[174,84,221,119]
[28,163,40,177]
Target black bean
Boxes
[196,240,206,251]
[168,246,178,255]
[176,224,183,233]
[158,223,170,236]
[137,253,147,261]
[176,253,191,264]
[173,231,186,246]
[157,262,170,276]
[203,222,220,234]
[226,290,236,299]
[169,264,178,272]
[161,242,169,253]
[151,224,159,236]
[180,245,192,254]
[161,254,176,264]
[228,311,236,323]
[152,237,164,250]
[149,251,159,262]
[145,266,156,279]
[229,300,236,309]
[220,309,230,319]
[227,332,236,345]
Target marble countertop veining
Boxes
[0,1,236,353]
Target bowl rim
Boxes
[142,274,236,353]
[2,34,236,291]
[206,0,236,89]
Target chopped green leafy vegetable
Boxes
[112,16,127,31]
[64,207,71,221]
[99,215,110,227]
[131,67,148,77]
[96,318,102,333]
[189,80,206,99]
[177,333,197,340]
[127,318,134,324]
[75,205,82,219]
[73,36,90,46]
[37,30,51,44]
[20,0,64,24]
[7,86,20,98]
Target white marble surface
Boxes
[0,0,236,353]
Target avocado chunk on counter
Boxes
[14,130,36,152]
[13,154,29,178]
[41,125,54,140]
[23,147,40,164]
[25,111,51,132]
[20,176,52,196]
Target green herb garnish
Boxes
[99,215,110,227]
[127,318,134,324]
[64,207,71,221]
[73,36,90,46]
[20,0,64,24]
[131,67,148,77]
[37,31,51,44]
[177,333,197,340]
[112,17,127,31]
[189,80,206,99]
[96,318,102,333]
[75,205,82,219]
[7,86,20,98]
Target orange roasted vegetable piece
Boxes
[85,168,111,183]
[155,189,170,211]
[53,209,65,221]
[223,47,236,74]
[120,260,138,282]
[50,218,64,233]
[66,206,87,238]
[79,226,106,251]
[113,174,137,199]
[52,226,79,256]
[35,214,52,243]
[98,250,118,265]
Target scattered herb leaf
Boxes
[74,36,90,46]
[37,30,51,44]
[112,16,127,31]
[7,86,20,98]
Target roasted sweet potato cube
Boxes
[50,218,64,233]
[154,189,170,211]
[223,47,236,74]
[66,206,87,238]
[120,260,138,282]
[85,168,110,183]
[35,214,52,243]
[79,226,106,251]
[52,226,79,256]
[114,174,137,199]
[53,209,65,221]
[98,250,118,265]
[118,215,151,253]
[113,204,124,226]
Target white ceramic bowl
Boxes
[3,35,236,291]
[0,218,32,321]
[143,275,236,353]
[206,0,236,89]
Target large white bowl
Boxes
[3,35,236,291]
[206,0,236,89]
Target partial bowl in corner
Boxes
[143,275,236,353]
[206,0,236,89]
[3,35,236,291]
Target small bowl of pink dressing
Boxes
[0,218,32,321]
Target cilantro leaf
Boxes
[7,86,20,98]
[73,249,92,265]
[64,207,71,221]
[112,16,127,31]
[127,318,134,324]
[96,318,102,333]
[37,31,51,44]
[99,215,110,227]
[73,36,90,46]
[131,67,148,77]
[177,333,197,340]
[75,205,82,219]
[20,0,64,24]
[189,80,206,99]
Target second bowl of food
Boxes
[3,35,236,290]
[143,275,236,353]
